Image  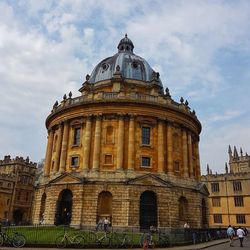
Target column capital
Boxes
[118,114,126,120]
[95,114,103,120]
[157,117,166,123]
[128,113,137,119]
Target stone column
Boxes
[195,140,201,181]
[167,122,173,174]
[127,114,135,171]
[117,114,125,170]
[158,119,164,173]
[83,116,92,171]
[59,121,69,173]
[44,128,54,176]
[187,132,193,177]
[182,128,189,177]
[54,124,63,173]
[93,115,102,171]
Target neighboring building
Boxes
[0,155,37,225]
[202,146,250,228]
[33,35,208,230]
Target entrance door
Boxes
[140,191,157,230]
[54,189,73,225]
[13,209,23,225]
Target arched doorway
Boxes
[13,209,23,225]
[179,196,188,226]
[39,193,46,224]
[54,189,73,225]
[97,191,113,224]
[140,191,157,230]
[201,198,207,228]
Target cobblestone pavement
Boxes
[0,238,231,250]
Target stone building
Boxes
[0,155,37,224]
[202,146,250,228]
[32,35,208,230]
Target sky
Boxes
[0,0,250,174]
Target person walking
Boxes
[103,217,110,232]
[237,226,245,247]
[227,225,235,246]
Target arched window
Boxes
[201,198,207,228]
[97,191,113,224]
[140,191,157,229]
[54,189,73,225]
[40,193,46,223]
[179,196,188,222]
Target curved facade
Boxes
[33,35,208,229]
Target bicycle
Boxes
[155,231,170,247]
[55,231,85,248]
[0,228,26,248]
[88,230,115,248]
[114,232,133,248]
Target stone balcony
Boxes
[51,91,198,120]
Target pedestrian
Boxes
[103,217,110,232]
[236,226,245,247]
[227,225,235,246]
[96,218,103,231]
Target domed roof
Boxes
[88,34,162,87]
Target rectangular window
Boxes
[71,156,79,167]
[213,214,222,223]
[236,214,246,224]
[141,127,150,145]
[104,154,113,165]
[233,181,242,192]
[73,127,81,145]
[211,182,220,193]
[234,196,244,207]
[7,199,10,205]
[141,157,151,167]
[25,192,29,202]
[17,191,21,201]
[212,197,221,207]
[174,161,180,172]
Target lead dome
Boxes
[89,34,163,87]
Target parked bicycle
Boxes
[88,231,116,248]
[114,232,133,248]
[55,231,85,248]
[0,228,26,248]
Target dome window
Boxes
[102,63,109,72]
[132,61,138,68]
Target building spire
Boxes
[225,162,228,174]
[233,146,239,159]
